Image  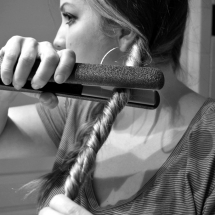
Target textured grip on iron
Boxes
[0,56,164,90]
[69,63,164,90]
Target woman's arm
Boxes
[0,104,57,159]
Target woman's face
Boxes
[54,0,118,64]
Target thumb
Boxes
[49,194,93,215]
[39,92,59,109]
[23,92,58,109]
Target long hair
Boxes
[25,0,189,208]
[89,0,189,70]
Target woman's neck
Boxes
[112,64,206,134]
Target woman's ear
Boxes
[117,29,137,52]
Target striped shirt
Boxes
[36,97,215,214]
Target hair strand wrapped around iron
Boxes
[64,88,130,200]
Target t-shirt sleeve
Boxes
[188,101,215,214]
[36,97,68,148]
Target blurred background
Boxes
[0,0,214,214]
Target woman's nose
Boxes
[53,25,66,50]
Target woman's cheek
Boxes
[65,24,111,64]
[67,38,101,64]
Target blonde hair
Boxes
[24,0,189,208]
[87,0,189,70]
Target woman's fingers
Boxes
[39,92,59,109]
[0,36,71,90]
[31,41,59,89]
[49,194,93,215]
[12,37,38,89]
[29,48,75,107]
[22,92,59,109]
[39,207,62,215]
[0,36,76,109]
[0,36,22,85]
[54,49,76,84]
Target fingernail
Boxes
[55,75,66,83]
[40,94,53,104]
[3,78,11,85]
[13,84,22,90]
[31,84,42,90]
[41,98,52,105]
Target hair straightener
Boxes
[0,57,164,109]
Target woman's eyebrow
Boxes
[60,2,77,12]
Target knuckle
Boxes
[10,35,23,42]
[19,55,35,64]
[26,37,37,44]
[5,53,17,62]
[45,53,59,64]
[64,49,76,59]
[40,41,52,47]
[7,36,24,46]
[25,37,38,48]
[39,42,58,60]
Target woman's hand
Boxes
[39,194,93,215]
[0,36,76,108]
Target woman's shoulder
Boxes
[186,97,215,132]
[184,98,215,194]
[197,97,215,122]
[187,97,215,150]
[181,93,215,128]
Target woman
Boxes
[0,0,215,214]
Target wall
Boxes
[181,0,213,97]
[0,157,55,215]
[210,0,215,97]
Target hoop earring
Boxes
[100,47,118,64]
[100,47,125,66]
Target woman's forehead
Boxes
[59,0,86,8]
